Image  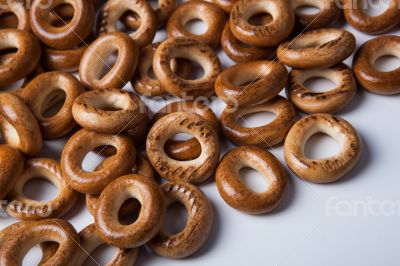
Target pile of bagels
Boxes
[0,0,398,264]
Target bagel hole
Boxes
[169,133,194,141]
[23,178,58,201]
[0,12,18,29]
[119,200,141,225]
[303,77,337,93]
[42,89,66,117]
[361,0,390,16]
[305,133,341,159]
[236,77,262,87]
[0,47,18,65]
[248,13,273,26]
[185,19,208,35]
[148,0,159,9]
[98,51,119,80]
[238,111,277,128]
[83,245,119,266]
[82,149,111,172]
[50,3,74,26]
[295,5,321,15]
[90,95,127,111]
[177,59,205,80]
[163,202,188,234]
[373,55,400,72]
[148,67,157,79]
[117,11,140,34]
[22,244,43,266]
[239,167,269,193]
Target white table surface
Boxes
[2,6,400,266]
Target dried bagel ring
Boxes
[288,64,357,114]
[353,35,400,95]
[215,60,288,107]
[0,145,24,200]
[292,0,341,30]
[61,129,136,194]
[95,174,165,248]
[153,37,221,98]
[21,71,84,139]
[167,0,226,48]
[277,28,356,69]
[284,114,363,183]
[0,29,41,86]
[220,96,297,147]
[99,0,156,48]
[86,154,156,217]
[343,0,400,34]
[230,0,295,47]
[121,0,176,28]
[71,224,139,266]
[147,112,220,184]
[79,32,139,90]
[0,0,30,31]
[132,42,191,97]
[153,100,220,161]
[6,158,79,220]
[30,0,94,49]
[0,221,59,264]
[221,23,275,63]
[0,219,79,265]
[41,38,89,72]
[148,181,213,258]
[0,92,42,157]
[72,88,146,134]
[216,146,288,214]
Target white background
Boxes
[2,2,400,266]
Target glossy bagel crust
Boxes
[277,28,356,69]
[147,112,220,184]
[41,43,87,72]
[288,64,357,114]
[95,174,165,248]
[72,88,146,134]
[121,0,176,28]
[220,96,297,147]
[61,128,136,194]
[153,37,221,98]
[0,92,42,157]
[148,181,213,258]
[153,100,220,161]
[131,42,191,97]
[0,219,79,266]
[343,0,400,34]
[216,146,288,214]
[6,158,78,220]
[215,60,288,107]
[21,71,84,139]
[79,32,139,90]
[0,0,30,31]
[292,0,341,30]
[353,36,400,95]
[230,0,295,47]
[99,0,156,48]
[30,0,94,49]
[203,0,238,13]
[167,0,226,48]
[221,23,275,63]
[284,114,363,183]
[86,154,156,217]
[0,29,41,86]
[0,145,24,200]
[72,224,139,266]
